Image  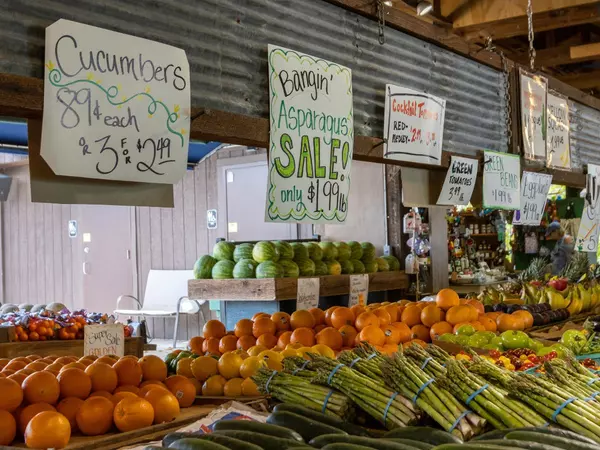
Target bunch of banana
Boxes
[544,287,571,310]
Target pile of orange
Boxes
[0,353,188,447]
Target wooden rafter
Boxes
[557,68,600,89]
[515,41,600,67]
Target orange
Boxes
[373,309,392,327]
[60,362,86,372]
[445,305,473,325]
[85,362,118,393]
[247,345,268,357]
[95,356,117,366]
[56,397,84,433]
[470,321,486,332]
[252,316,277,338]
[316,327,343,351]
[420,305,443,327]
[391,322,412,343]
[76,396,114,435]
[24,411,70,449]
[223,378,244,397]
[276,331,292,349]
[466,299,485,316]
[256,333,278,349]
[8,372,27,386]
[167,377,196,407]
[497,314,525,332]
[0,358,9,370]
[324,306,340,327]
[359,325,386,346]
[404,339,427,349]
[252,312,270,321]
[139,355,167,382]
[259,350,283,371]
[202,337,221,355]
[355,312,380,331]
[382,344,399,355]
[25,361,48,372]
[188,336,205,354]
[18,402,56,434]
[202,374,226,396]
[290,310,316,330]
[464,305,479,322]
[234,319,254,338]
[0,410,16,445]
[241,378,260,396]
[218,353,244,379]
[55,357,77,366]
[237,335,257,351]
[290,327,315,347]
[313,324,326,334]
[144,388,180,424]
[5,360,26,372]
[400,305,422,327]
[112,391,138,406]
[484,311,502,321]
[22,371,60,405]
[436,288,460,311]
[512,310,534,329]
[339,325,358,348]
[381,325,401,345]
[330,307,355,329]
[384,304,400,323]
[411,324,431,343]
[239,356,265,379]
[350,304,366,319]
[44,363,62,375]
[57,368,92,399]
[203,320,227,339]
[271,312,291,331]
[139,383,167,398]
[113,397,154,432]
[114,384,141,395]
[113,357,143,387]
[478,316,497,332]
[219,335,238,353]
[309,308,326,326]
[430,321,453,340]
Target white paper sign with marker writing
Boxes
[349,274,368,307]
[513,172,553,226]
[42,20,190,184]
[520,70,547,162]
[437,156,478,206]
[84,324,124,357]
[577,164,600,252]
[384,84,446,165]
[483,150,521,211]
[265,45,353,224]
[296,278,320,310]
[546,91,570,169]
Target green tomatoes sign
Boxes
[265,45,354,224]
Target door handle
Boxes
[82,262,91,275]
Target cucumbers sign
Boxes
[266,45,353,224]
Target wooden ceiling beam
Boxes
[515,41,600,66]
[557,68,600,89]
[458,2,600,42]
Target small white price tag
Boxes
[296,278,320,310]
[436,156,478,206]
[84,324,125,357]
[349,274,369,307]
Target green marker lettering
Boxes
[330,138,340,180]
[298,135,314,178]
[275,134,295,178]
[314,137,325,178]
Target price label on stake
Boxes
[436,156,478,206]
[349,274,369,307]
[84,324,124,357]
[513,172,552,226]
[296,278,320,310]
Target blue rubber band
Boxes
[366,352,377,361]
[585,392,600,402]
[442,362,448,368]
[383,392,399,424]
[587,378,598,386]
[466,384,489,406]
[412,378,434,404]
[449,409,471,432]
[327,363,345,385]
[292,360,310,375]
[421,357,433,370]
[551,397,577,422]
[541,422,550,428]
[322,389,335,414]
[349,357,362,368]
[265,371,278,394]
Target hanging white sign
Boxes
[296,278,320,310]
[577,164,600,252]
[41,20,190,184]
[546,91,570,169]
[520,70,547,162]
[436,156,478,206]
[383,85,446,165]
[483,150,521,211]
[513,172,553,226]
[265,45,353,224]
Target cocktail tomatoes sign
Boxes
[41,20,190,184]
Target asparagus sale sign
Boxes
[265,45,354,224]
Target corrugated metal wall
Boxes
[0,0,507,156]
[569,100,600,170]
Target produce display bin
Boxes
[188,271,409,301]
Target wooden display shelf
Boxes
[0,336,145,358]
[188,271,409,301]
[470,233,497,237]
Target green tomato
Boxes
[468,335,489,349]
[529,339,544,351]
[501,330,530,350]
[455,324,476,337]
[550,343,568,358]
[483,343,503,351]
[475,331,496,344]
[490,336,504,347]
[536,346,554,357]
[455,335,471,346]
[560,330,587,354]
[438,333,457,343]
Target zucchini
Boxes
[163,432,200,447]
[431,445,517,450]
[383,427,462,445]
[505,431,598,450]
[273,403,370,436]
[214,418,304,442]
[309,434,420,450]
[385,438,433,450]
[510,427,597,445]
[322,445,376,450]
[267,411,347,442]
[168,438,230,450]
[212,430,308,450]
[472,429,520,441]
[191,433,264,450]
[483,439,563,450]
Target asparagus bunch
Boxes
[309,354,420,429]
[544,359,600,409]
[336,345,386,382]
[252,367,353,419]
[382,351,481,440]
[282,356,318,378]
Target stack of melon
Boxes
[193,241,401,280]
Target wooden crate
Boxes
[0,337,145,359]
[188,271,409,301]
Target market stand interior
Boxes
[3,0,600,449]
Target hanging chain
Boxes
[376,0,385,45]
[527,0,536,70]
[484,37,512,151]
